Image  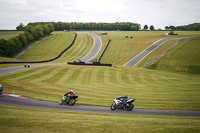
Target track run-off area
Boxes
[1,94,199,117]
[0,32,200,117]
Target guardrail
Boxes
[67,61,112,67]
[97,39,111,62]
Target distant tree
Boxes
[31,25,44,39]
[144,25,148,30]
[42,25,50,35]
[24,31,34,42]
[46,23,55,33]
[131,25,139,31]
[169,25,176,30]
[9,36,22,54]
[165,26,169,30]
[150,25,154,31]
[0,39,8,57]
[25,25,33,32]
[18,33,27,47]
[16,23,25,31]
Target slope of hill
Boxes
[17,31,75,61]
[92,31,200,66]
[147,38,200,74]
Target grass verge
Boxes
[0,105,200,133]
[146,38,200,74]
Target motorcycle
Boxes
[59,95,78,106]
[110,97,135,111]
[0,84,3,95]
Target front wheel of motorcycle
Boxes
[59,99,63,105]
[125,104,134,111]
[69,99,75,106]
[110,103,116,110]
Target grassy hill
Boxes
[146,38,200,74]
[17,31,93,62]
[1,64,199,111]
[0,31,23,40]
[1,31,200,132]
[17,31,75,61]
[92,31,200,65]
[1,31,200,111]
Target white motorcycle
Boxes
[110,96,135,111]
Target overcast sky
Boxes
[0,0,200,30]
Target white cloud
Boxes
[0,0,199,29]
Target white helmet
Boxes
[70,90,75,94]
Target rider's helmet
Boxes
[124,95,128,98]
[0,84,2,91]
[70,90,75,95]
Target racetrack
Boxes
[1,34,200,117]
[123,37,187,67]
[1,94,200,117]
[0,63,65,75]
[80,32,102,62]
[0,32,102,75]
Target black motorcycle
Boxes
[110,97,135,111]
[59,95,78,106]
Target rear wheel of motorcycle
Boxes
[110,103,116,110]
[59,99,63,105]
[125,104,134,111]
[69,99,75,106]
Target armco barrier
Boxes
[68,61,112,67]
[97,39,111,62]
[0,33,77,64]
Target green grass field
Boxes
[146,38,200,74]
[0,31,23,40]
[1,64,199,111]
[1,105,199,133]
[51,32,93,63]
[0,31,200,132]
[18,31,76,61]
[17,31,93,62]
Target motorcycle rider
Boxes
[64,90,75,101]
[64,90,75,96]
[119,95,129,103]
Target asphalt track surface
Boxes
[1,35,200,117]
[123,37,187,67]
[1,94,200,117]
[0,63,65,75]
[80,32,102,62]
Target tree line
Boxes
[27,22,141,31]
[0,23,54,57]
[165,23,200,31]
[143,25,155,31]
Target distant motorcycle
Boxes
[59,95,78,106]
[0,84,3,95]
[110,96,135,111]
